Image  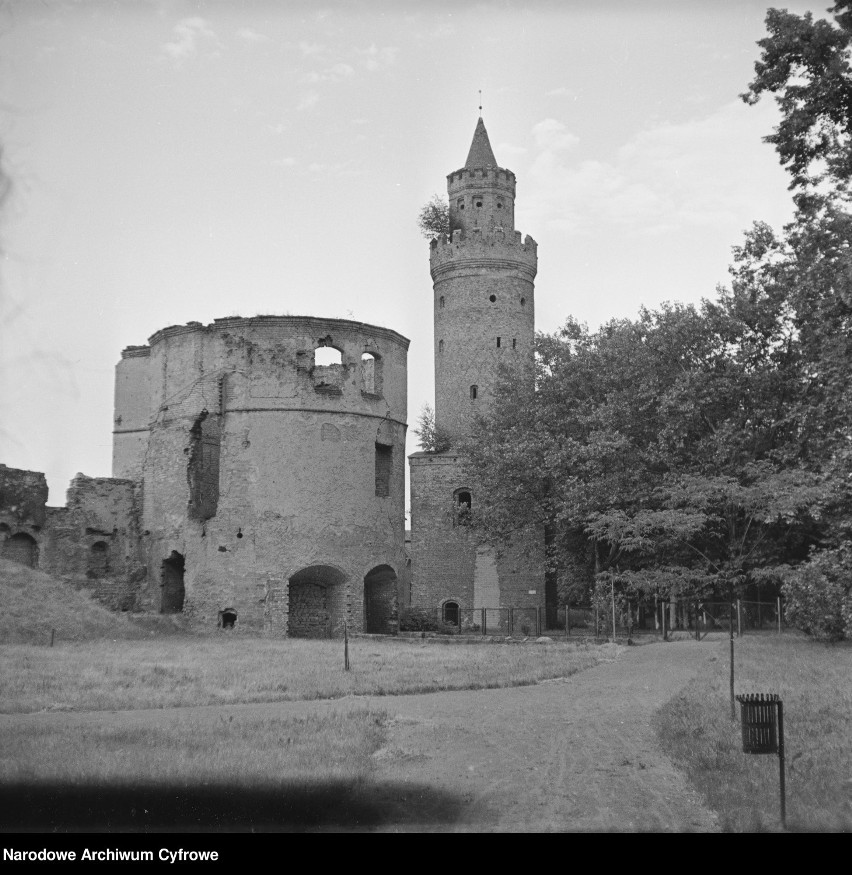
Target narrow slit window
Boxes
[375,444,392,497]
[512,338,516,349]
[439,296,445,309]
[438,339,444,354]
[497,337,501,348]
[470,385,478,400]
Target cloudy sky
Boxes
[0,0,818,505]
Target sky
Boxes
[0,0,822,506]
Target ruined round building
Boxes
[1,117,551,635]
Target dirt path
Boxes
[3,638,721,832]
[363,638,720,831]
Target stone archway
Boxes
[2,532,38,568]
[160,551,185,614]
[364,564,398,635]
[287,565,346,638]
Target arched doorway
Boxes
[3,532,38,568]
[364,564,398,634]
[443,600,460,627]
[287,565,346,638]
[161,551,185,614]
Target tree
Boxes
[416,195,450,239]
[742,3,852,203]
[412,404,451,453]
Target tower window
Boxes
[489,294,496,303]
[439,296,445,309]
[520,297,526,307]
[438,339,444,354]
[497,201,503,209]
[470,385,478,400]
[497,337,501,348]
[475,198,483,208]
[512,338,517,349]
[457,198,464,210]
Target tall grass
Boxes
[654,634,852,832]
[0,636,619,714]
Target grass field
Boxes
[654,633,852,832]
[0,636,619,713]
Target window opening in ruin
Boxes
[187,411,221,521]
[313,343,345,394]
[457,198,464,210]
[160,551,186,614]
[2,532,38,568]
[520,297,526,306]
[439,296,445,309]
[88,541,109,579]
[497,201,503,210]
[439,339,444,354]
[443,601,460,626]
[237,529,243,539]
[360,352,383,396]
[454,489,472,527]
[497,337,501,348]
[470,385,478,400]
[513,338,517,349]
[314,345,342,367]
[220,609,237,630]
[475,198,483,208]
[375,444,392,497]
[364,564,397,635]
[489,294,496,303]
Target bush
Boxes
[398,607,457,635]
[781,543,852,641]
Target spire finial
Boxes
[478,90,482,118]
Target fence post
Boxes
[508,606,513,636]
[565,605,570,639]
[777,597,782,636]
[537,606,542,637]
[661,600,667,641]
[737,599,742,637]
[481,607,486,636]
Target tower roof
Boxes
[465,117,498,168]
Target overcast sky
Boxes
[0,0,818,505]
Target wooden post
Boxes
[610,578,617,642]
[594,606,599,639]
[344,621,350,672]
[537,606,542,637]
[50,628,55,648]
[508,606,513,636]
[661,600,667,641]
[729,583,735,722]
[777,597,782,636]
[778,700,786,827]
[737,599,742,637]
[565,605,570,639]
[481,607,486,636]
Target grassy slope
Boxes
[0,557,189,644]
[654,634,852,832]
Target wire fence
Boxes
[447,597,786,640]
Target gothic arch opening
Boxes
[288,565,346,638]
[160,551,185,614]
[442,600,460,627]
[3,532,38,568]
[364,564,398,634]
[453,488,472,527]
[88,541,109,578]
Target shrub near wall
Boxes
[398,606,458,635]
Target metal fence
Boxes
[447,597,785,639]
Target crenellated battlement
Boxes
[447,166,516,191]
[429,227,538,279]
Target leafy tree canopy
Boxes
[416,195,450,240]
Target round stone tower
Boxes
[430,117,538,443]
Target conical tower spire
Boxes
[465,117,497,168]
